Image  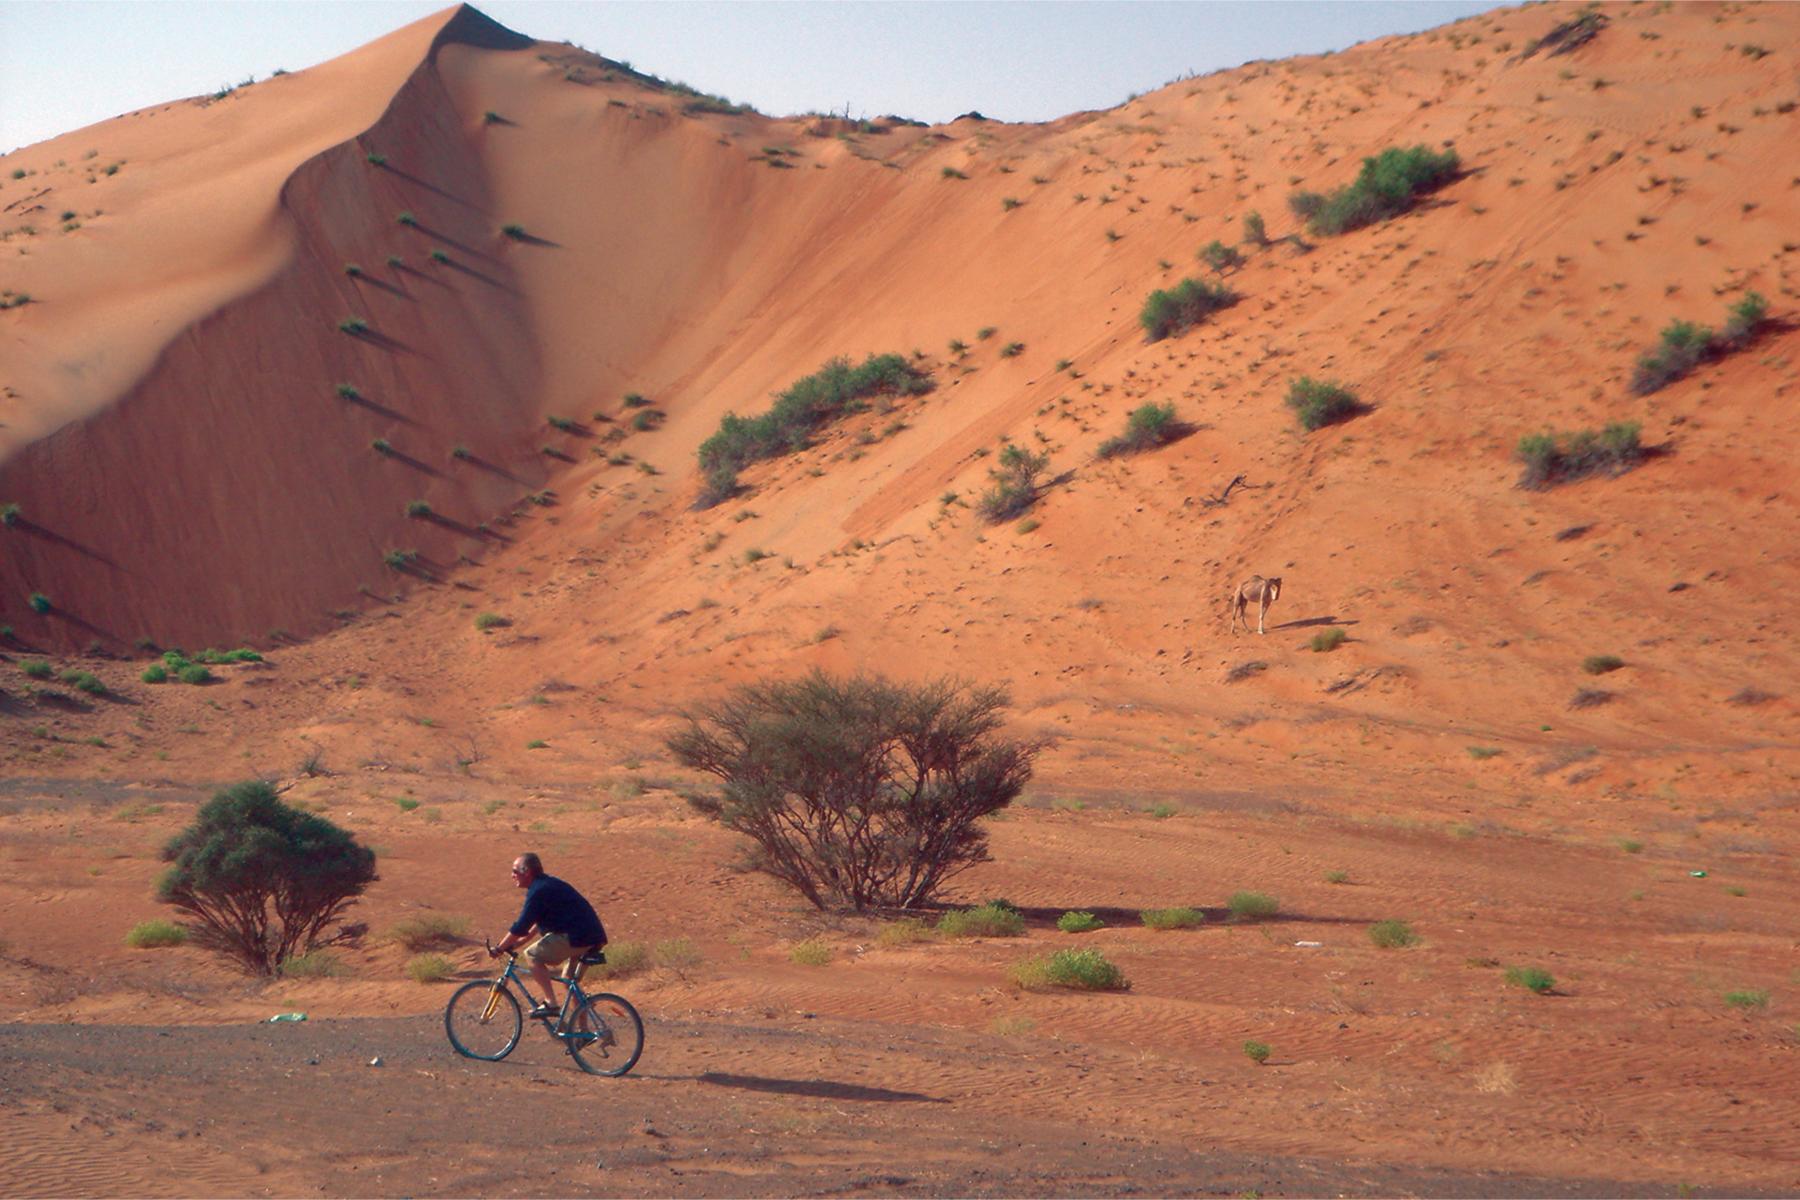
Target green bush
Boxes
[592,941,648,978]
[1504,965,1555,994]
[60,670,105,695]
[474,611,507,630]
[1630,320,1713,394]
[405,500,432,519]
[338,317,368,335]
[500,223,527,240]
[1368,920,1419,949]
[28,593,51,614]
[1286,377,1361,431]
[406,953,453,983]
[125,919,187,949]
[1226,891,1280,920]
[876,918,932,946]
[1293,145,1460,237]
[1720,291,1767,348]
[1057,911,1105,933]
[1515,423,1642,488]
[279,951,346,979]
[0,502,19,526]
[1140,907,1205,930]
[1583,655,1624,675]
[789,937,833,966]
[21,659,51,679]
[1139,277,1238,341]
[157,781,377,974]
[1724,988,1769,1010]
[141,664,168,684]
[1010,948,1129,991]
[177,664,212,685]
[1310,628,1347,653]
[1199,239,1245,273]
[1097,403,1180,458]
[1242,211,1268,246]
[1243,1040,1272,1064]
[389,912,468,951]
[695,354,931,508]
[977,444,1051,522]
[937,901,1026,939]
[652,937,702,970]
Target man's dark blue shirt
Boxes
[509,874,606,947]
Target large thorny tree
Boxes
[157,780,378,974]
[667,671,1039,911]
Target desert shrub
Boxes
[695,354,931,508]
[1369,919,1419,949]
[1724,988,1769,1010]
[338,317,368,335]
[1242,210,1268,246]
[1139,277,1238,342]
[156,780,377,975]
[279,950,346,979]
[671,672,1037,911]
[1719,291,1767,349]
[21,659,51,679]
[1199,239,1245,273]
[976,444,1051,522]
[1286,377,1361,431]
[176,664,212,685]
[60,670,105,695]
[1057,911,1105,933]
[1324,870,1349,884]
[1569,688,1613,709]
[1515,423,1642,488]
[876,918,932,946]
[125,919,187,949]
[474,611,507,630]
[1504,965,1555,994]
[396,211,417,226]
[388,912,469,951]
[1583,655,1624,675]
[1309,628,1347,652]
[1000,341,1025,358]
[1226,891,1279,920]
[500,223,527,240]
[1467,746,1501,760]
[652,937,702,970]
[622,392,653,408]
[1097,403,1180,458]
[0,502,18,526]
[405,500,432,518]
[1243,1040,1272,1064]
[789,937,833,966]
[1140,906,1205,930]
[1630,320,1713,394]
[28,593,51,614]
[1295,145,1460,237]
[406,953,453,983]
[937,901,1026,939]
[1009,948,1129,991]
[591,940,647,978]
[141,664,168,684]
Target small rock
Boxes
[368,1056,384,1067]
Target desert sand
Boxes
[1,1,1797,1195]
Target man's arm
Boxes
[490,925,537,956]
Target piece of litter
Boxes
[368,1056,384,1067]
[1689,870,1708,878]
[267,1012,307,1023]
[1294,940,1323,948]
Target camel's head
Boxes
[1266,577,1282,600]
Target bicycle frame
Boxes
[480,949,589,1030]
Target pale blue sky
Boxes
[1,1,1508,154]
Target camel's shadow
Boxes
[1272,615,1358,631]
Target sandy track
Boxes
[0,1015,1710,1199]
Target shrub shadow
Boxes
[11,520,119,567]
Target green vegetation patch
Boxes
[1057,911,1105,933]
[1140,906,1205,930]
[1368,919,1419,949]
[1516,423,1641,489]
[1009,948,1129,991]
[1286,377,1361,432]
[1097,403,1181,458]
[1288,145,1461,237]
[125,919,187,949]
[1226,891,1280,920]
[1139,277,1237,342]
[938,901,1026,939]
[695,354,931,508]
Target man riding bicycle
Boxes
[490,852,607,1018]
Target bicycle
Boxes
[444,941,644,1076]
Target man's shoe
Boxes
[528,1003,557,1019]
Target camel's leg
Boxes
[1257,595,1269,635]
[1230,595,1243,634]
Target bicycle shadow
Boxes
[695,1072,947,1104]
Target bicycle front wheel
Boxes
[567,992,644,1076]
[445,980,524,1061]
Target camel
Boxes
[1230,575,1282,635]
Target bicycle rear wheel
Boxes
[566,992,644,1076]
[445,980,523,1061]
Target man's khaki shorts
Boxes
[525,933,595,975]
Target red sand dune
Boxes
[2,2,1799,1192]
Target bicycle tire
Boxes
[445,979,524,1061]
[566,992,644,1076]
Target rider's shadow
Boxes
[694,1072,948,1104]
